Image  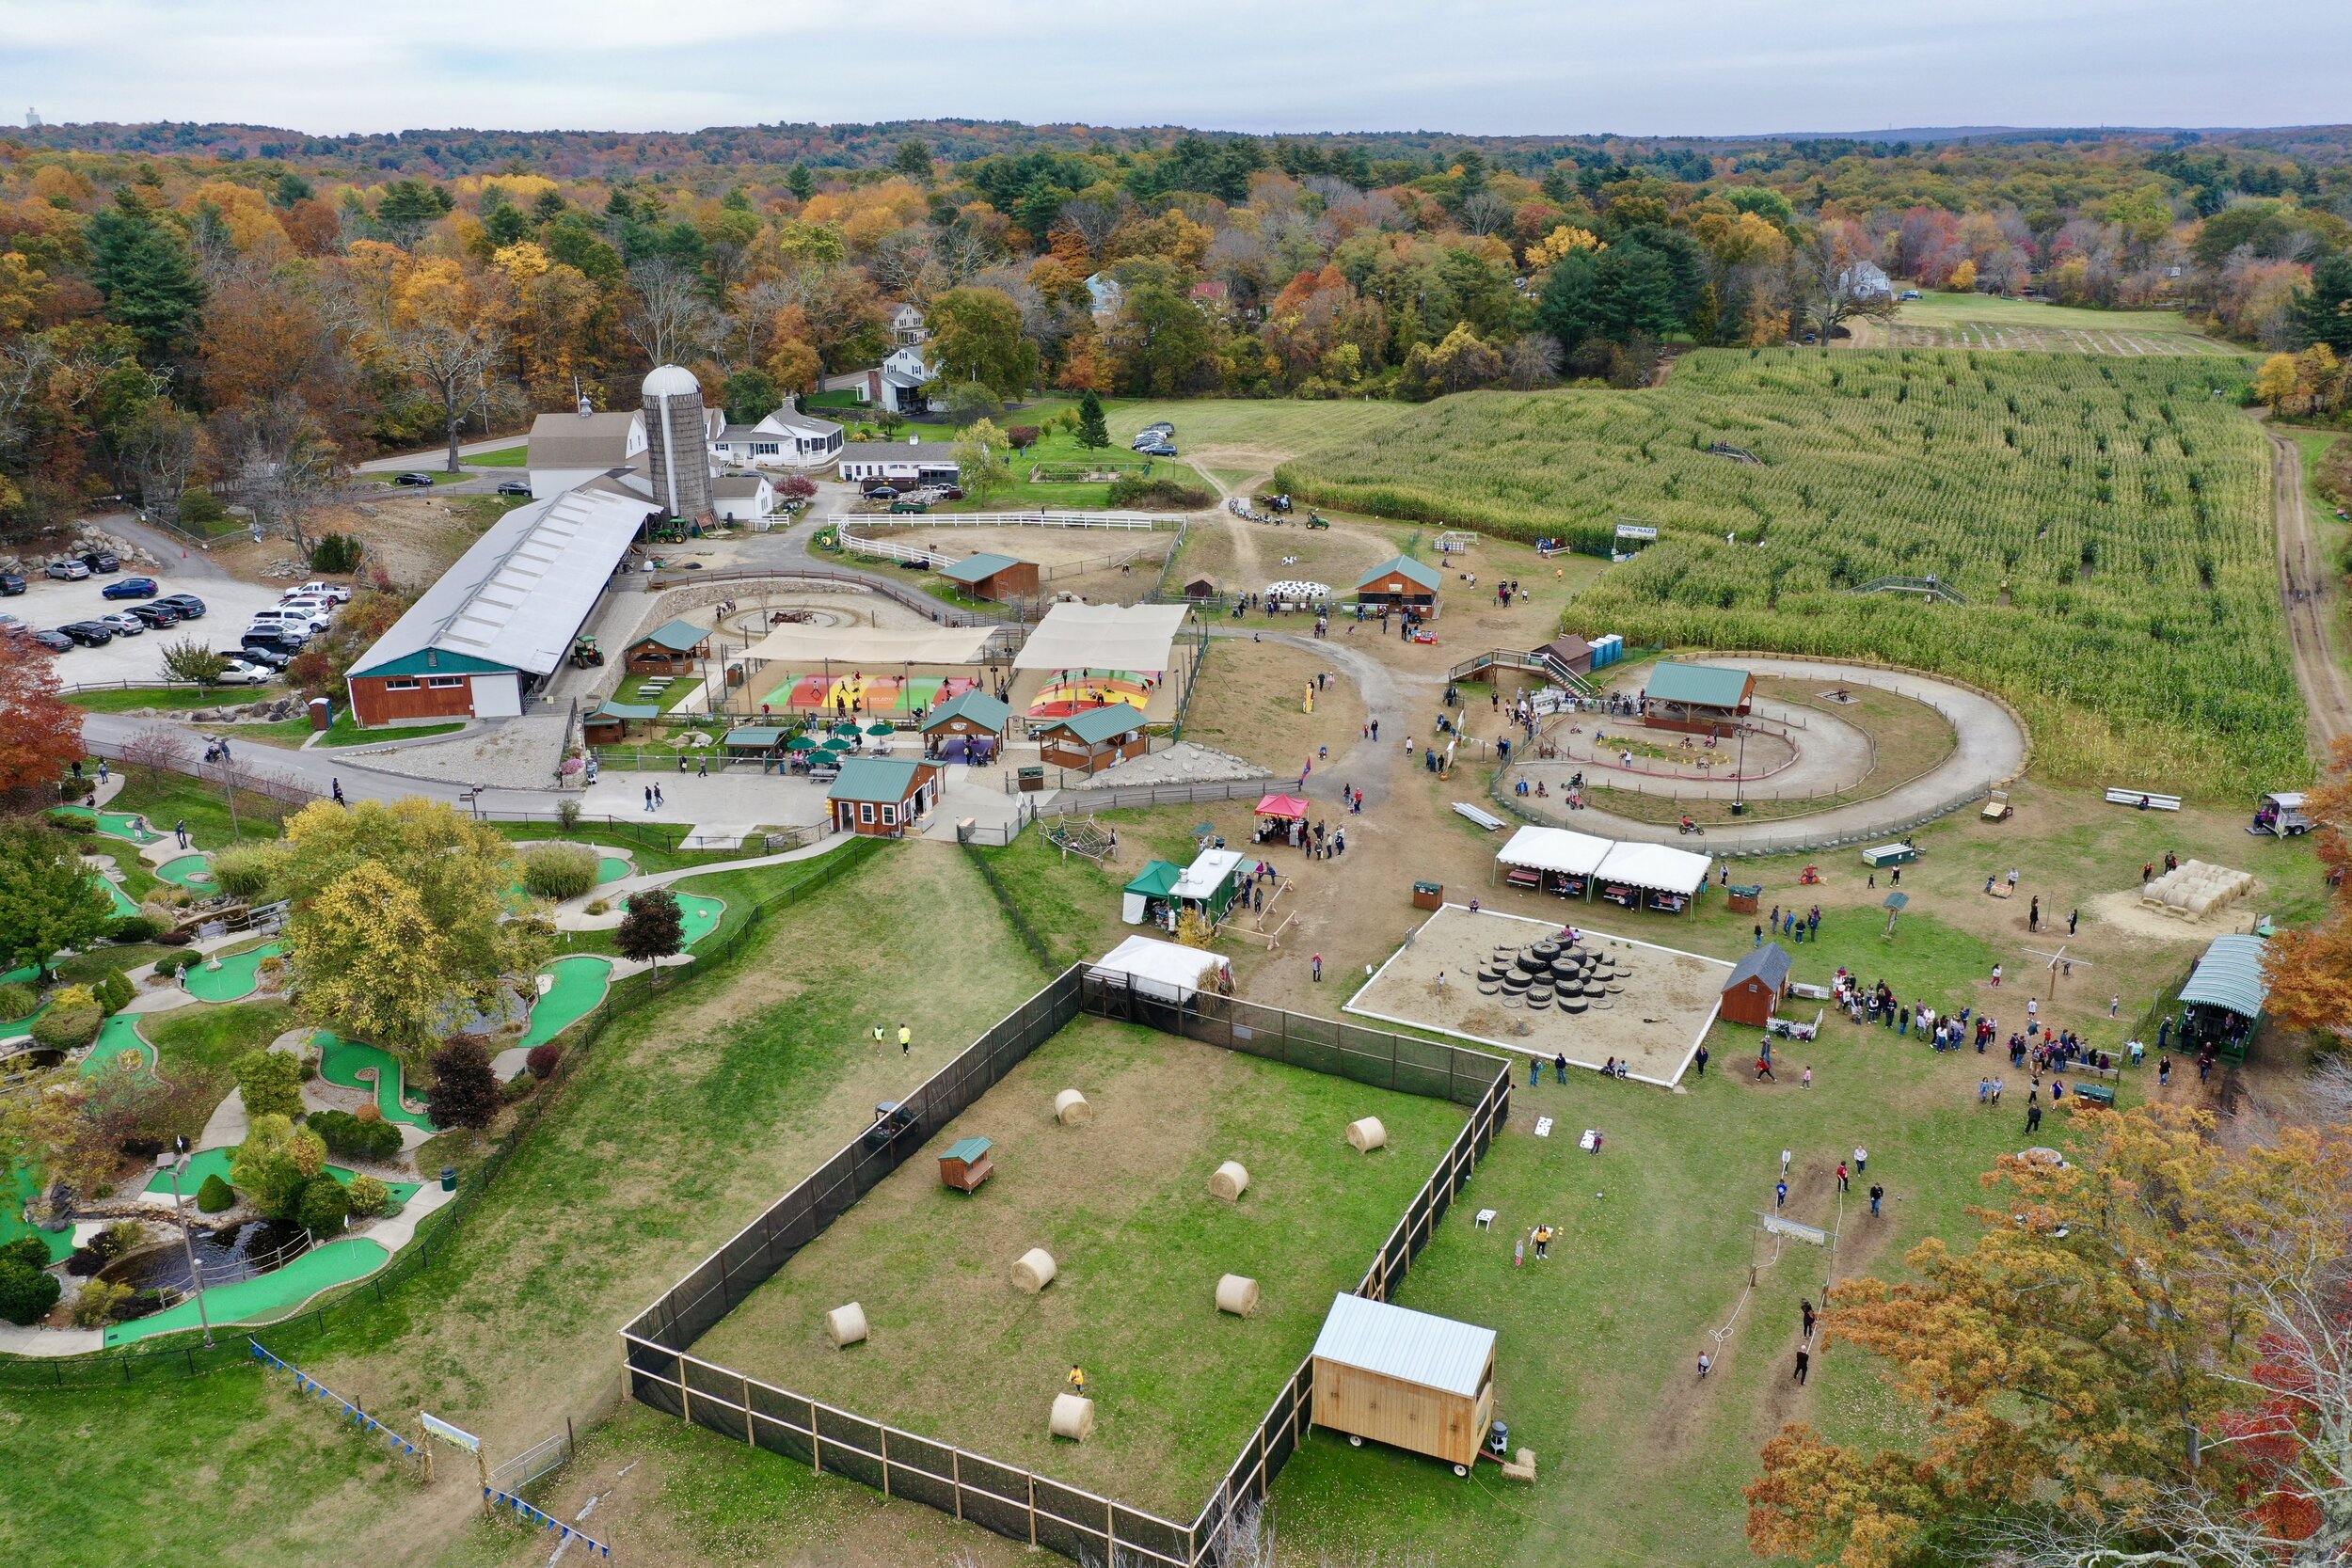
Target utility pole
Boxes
[162,1154,215,1348]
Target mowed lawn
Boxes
[697,1015,1469,1517]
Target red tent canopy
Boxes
[1256,793,1311,819]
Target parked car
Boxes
[0,614,20,635]
[26,628,72,652]
[125,602,181,628]
[1140,421,1174,436]
[278,594,337,620]
[862,483,900,500]
[208,660,273,686]
[238,632,304,659]
[392,472,436,487]
[247,608,327,636]
[496,480,532,497]
[97,611,146,636]
[101,576,160,599]
[156,594,206,619]
[224,642,292,669]
[45,560,89,580]
[58,621,115,646]
[290,580,352,604]
[0,573,23,595]
[78,550,120,574]
[1897,289,1923,301]
[1136,441,1179,457]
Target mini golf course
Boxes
[81,1014,155,1077]
[314,1032,436,1129]
[627,890,725,949]
[596,855,631,885]
[155,854,216,890]
[182,942,282,1004]
[520,956,613,1050]
[55,806,164,843]
[104,1238,390,1346]
[98,877,141,919]
[0,1163,71,1263]
[141,1147,421,1207]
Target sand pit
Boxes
[1347,906,1730,1085]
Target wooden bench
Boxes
[2105,788,2182,811]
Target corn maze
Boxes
[1278,349,2296,794]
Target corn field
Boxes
[1277,348,2300,795]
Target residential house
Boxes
[1084,273,1124,320]
[710,400,845,470]
[889,302,929,345]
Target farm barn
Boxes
[1311,1291,1497,1473]
[1356,555,1444,616]
[1719,942,1793,1029]
[938,552,1040,603]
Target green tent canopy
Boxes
[786,736,818,751]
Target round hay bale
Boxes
[1050,1393,1096,1442]
[825,1302,869,1348]
[1209,1160,1250,1201]
[1055,1089,1092,1126]
[1347,1117,1389,1153]
[1012,1248,1059,1292]
[1216,1274,1261,1317]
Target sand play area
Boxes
[1346,906,1731,1085]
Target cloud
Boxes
[7,0,2347,136]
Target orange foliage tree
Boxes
[1746,1105,2352,1568]
[0,634,84,800]
[2265,736,2352,1031]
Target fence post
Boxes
[1028,1473,1039,1549]
[880,1427,891,1497]
[953,1449,963,1520]
[810,1397,821,1474]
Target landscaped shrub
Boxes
[295,1173,351,1235]
[501,1074,536,1103]
[556,798,582,832]
[1105,475,1214,510]
[91,971,134,1015]
[71,1278,132,1328]
[153,928,191,948]
[208,844,276,901]
[345,1174,392,1218]
[234,1051,304,1120]
[150,951,197,977]
[308,1108,402,1164]
[230,1114,326,1219]
[424,1037,501,1131]
[525,1042,561,1079]
[0,983,39,1020]
[519,843,599,902]
[31,1003,102,1050]
[310,533,362,574]
[0,1237,49,1272]
[106,914,164,943]
[45,812,96,836]
[0,1258,59,1324]
[196,1173,235,1212]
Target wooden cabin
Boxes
[1034,705,1149,774]
[583,698,658,746]
[1719,942,1793,1029]
[938,552,1040,603]
[827,756,942,838]
[625,618,712,675]
[1311,1292,1497,1472]
[1356,555,1443,616]
[922,690,1009,762]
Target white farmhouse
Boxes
[711,400,845,469]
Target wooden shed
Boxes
[922,690,1009,763]
[1034,705,1149,774]
[939,552,1040,603]
[1640,661,1755,735]
[626,618,712,674]
[1310,1292,1497,1473]
[1720,942,1793,1030]
[583,698,659,746]
[827,756,942,838]
[1356,555,1443,616]
[939,1136,994,1194]
[1181,575,1219,602]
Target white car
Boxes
[98,611,146,636]
[278,597,337,624]
[209,660,273,686]
[248,608,327,636]
[288,580,353,604]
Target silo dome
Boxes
[642,364,700,398]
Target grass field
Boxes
[1278,348,2295,796]
[697,1015,1470,1516]
[104,763,303,846]
[68,683,291,713]
[463,444,528,467]
[1860,291,2241,356]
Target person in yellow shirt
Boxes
[1532,1225,1554,1260]
[898,1024,912,1055]
[1067,1366,1087,1396]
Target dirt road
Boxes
[2266,425,2352,756]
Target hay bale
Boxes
[1347,1117,1388,1153]
[1012,1247,1058,1292]
[1055,1089,1092,1126]
[1049,1393,1095,1441]
[1209,1160,1250,1201]
[825,1302,869,1348]
[1216,1274,1262,1317]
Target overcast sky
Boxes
[7,0,2347,139]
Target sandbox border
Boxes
[619,964,1512,1567]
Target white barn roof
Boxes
[1594,841,1712,895]
[350,487,652,679]
[1311,1292,1494,1398]
[1496,825,1614,878]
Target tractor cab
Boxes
[570,636,604,669]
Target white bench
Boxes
[2105,788,2182,812]
[1453,801,1507,832]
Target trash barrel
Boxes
[440,1165,457,1193]
[1488,1419,1510,1455]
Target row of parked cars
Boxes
[0,576,213,655]
[226,579,352,677]
[1132,421,1179,457]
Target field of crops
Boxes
[1276,349,2299,793]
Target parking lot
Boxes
[5,568,303,687]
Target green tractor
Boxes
[1305,511,1331,530]
[569,636,604,669]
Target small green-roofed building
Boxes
[1357,554,1444,610]
[827,756,941,837]
[936,552,1038,602]
[1121,859,1185,925]
[1035,705,1151,774]
[723,725,788,752]
[940,1135,994,1192]
[1640,661,1756,731]
[2180,933,2270,1059]
[584,698,660,743]
[628,618,711,672]
[923,689,1010,736]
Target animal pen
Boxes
[619,964,1512,1568]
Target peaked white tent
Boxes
[1089,936,1233,1004]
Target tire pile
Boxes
[1475,939,1633,1013]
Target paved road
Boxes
[356,435,527,473]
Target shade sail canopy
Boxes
[739,624,996,666]
[1010,602,1189,673]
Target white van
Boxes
[247,608,326,636]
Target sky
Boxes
[5,0,2348,139]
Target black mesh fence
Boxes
[624,963,1514,1566]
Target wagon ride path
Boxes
[2265,421,2352,752]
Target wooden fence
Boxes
[619,967,1511,1566]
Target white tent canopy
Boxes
[1173,848,1247,901]
[1089,936,1233,1004]
[1594,841,1712,895]
[1495,826,1614,878]
[739,624,995,666]
[1010,602,1189,673]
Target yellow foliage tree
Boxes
[1526,224,1600,269]
[290,862,461,1055]
[1947,258,1978,292]
[2255,352,2301,414]
[1173,908,1217,949]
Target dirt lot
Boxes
[1177,638,1368,777]
[1350,906,1731,1084]
[692,1014,1466,1519]
[863,522,1178,606]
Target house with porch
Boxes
[827,756,942,838]
[1034,705,1150,775]
[710,400,844,471]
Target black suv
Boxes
[79,550,120,574]
[156,594,206,620]
[0,573,23,596]
[223,642,292,669]
[58,621,116,646]
[125,602,182,629]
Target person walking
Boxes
[1868,1182,1884,1217]
[1774,1180,1788,1211]
[2109,995,2121,1019]
[872,1025,885,1054]
[1697,1351,1712,1379]
[1754,923,1763,948]
[644,784,654,813]
[898,1024,911,1055]
[1802,1066,1813,1089]
[1780,1148,1792,1176]
[2159,1055,2172,1085]
[1793,1347,1810,1385]
[1694,1045,1709,1078]
[330,778,345,806]
[1514,1236,1525,1267]
[2067,909,2079,935]
[2026,1100,2042,1132]
[2028,895,2039,930]
[1991,963,2003,988]
[1853,1146,1867,1174]
[1801,1299,1817,1337]
[1835,1161,1849,1193]
[1531,1055,1542,1086]
[98,758,110,784]
[174,818,188,849]
[1311,953,1323,982]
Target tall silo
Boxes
[641,364,714,521]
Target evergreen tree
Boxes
[272,171,312,208]
[2301,254,2352,356]
[787,163,816,201]
[531,187,566,224]
[722,368,779,426]
[373,179,444,247]
[891,139,933,182]
[85,194,205,362]
[1073,388,1110,451]
[483,201,530,248]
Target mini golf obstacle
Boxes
[155,853,215,889]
